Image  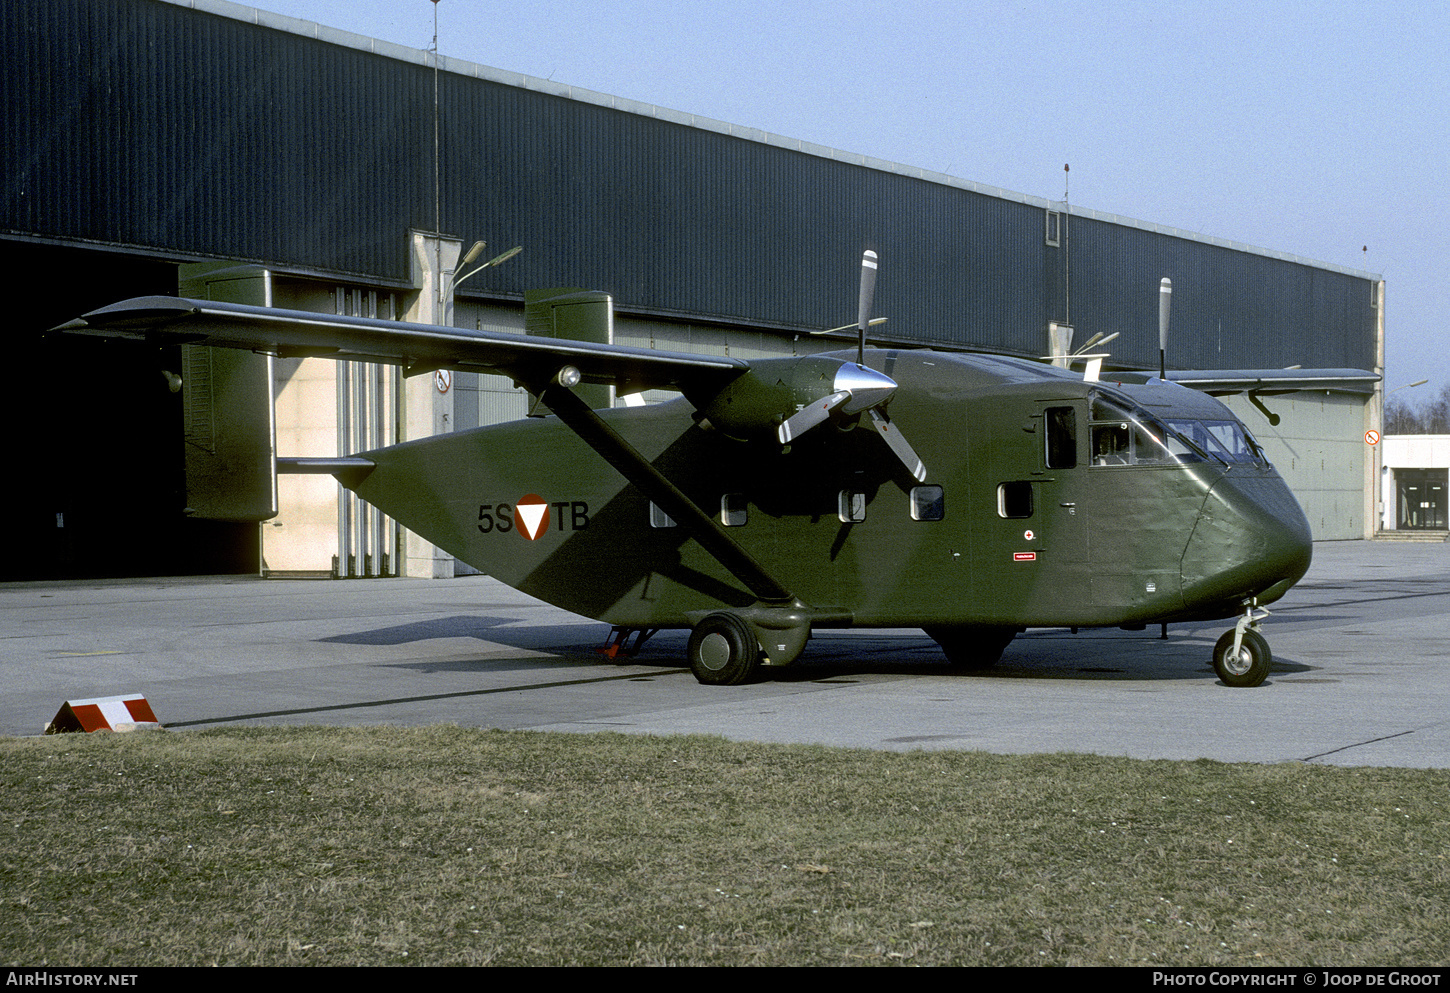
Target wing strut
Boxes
[536,381,795,606]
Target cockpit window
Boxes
[1089,395,1176,466]
[1164,417,1267,466]
[1088,392,1267,468]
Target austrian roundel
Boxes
[515,494,550,540]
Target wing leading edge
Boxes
[1166,369,1381,396]
[52,296,750,398]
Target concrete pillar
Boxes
[399,230,462,578]
[1368,279,1387,537]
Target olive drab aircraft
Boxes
[55,252,1370,688]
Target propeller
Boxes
[1070,331,1119,382]
[774,250,927,482]
[1039,330,1120,381]
[811,317,887,336]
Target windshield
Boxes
[1165,417,1267,466]
[1088,393,1267,468]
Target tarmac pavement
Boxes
[2,539,1448,767]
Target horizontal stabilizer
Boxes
[277,457,376,489]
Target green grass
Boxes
[2,726,1447,966]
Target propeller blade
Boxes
[1159,278,1172,348]
[1159,277,1172,379]
[857,250,878,365]
[777,390,851,444]
[865,408,927,482]
[812,317,886,336]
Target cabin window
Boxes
[839,490,867,523]
[649,502,676,528]
[910,485,945,521]
[998,481,1034,519]
[721,493,748,527]
[1045,406,1078,469]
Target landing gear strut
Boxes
[1212,602,1272,688]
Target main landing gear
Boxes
[595,618,768,685]
[684,605,818,685]
[687,612,763,685]
[1212,602,1273,688]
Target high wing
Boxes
[53,292,806,614]
[1110,367,1380,425]
[52,295,749,399]
[1166,369,1381,396]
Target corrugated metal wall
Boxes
[3,0,1378,373]
[3,0,427,280]
[1066,217,1378,371]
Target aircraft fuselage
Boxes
[347,349,1312,637]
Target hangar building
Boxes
[2,0,1385,580]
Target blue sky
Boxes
[267,0,1447,404]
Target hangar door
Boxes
[1223,391,1371,540]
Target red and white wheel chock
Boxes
[45,694,162,734]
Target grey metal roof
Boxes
[5,0,1380,374]
[164,0,1381,284]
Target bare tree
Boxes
[1386,396,1425,433]
[1428,382,1450,434]
[1387,382,1450,434]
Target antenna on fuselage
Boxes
[1158,277,1172,381]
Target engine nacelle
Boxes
[691,355,892,441]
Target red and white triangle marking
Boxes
[516,493,550,540]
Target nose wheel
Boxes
[1212,604,1272,687]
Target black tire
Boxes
[688,612,762,685]
[1213,628,1271,687]
[925,626,1016,670]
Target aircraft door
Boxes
[972,400,1088,624]
[1036,403,1090,601]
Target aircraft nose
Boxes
[1180,472,1313,609]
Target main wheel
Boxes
[688,612,762,685]
[1212,628,1271,687]
[925,626,1016,670]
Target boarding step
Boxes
[1373,529,1449,542]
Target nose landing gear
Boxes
[1213,602,1272,687]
